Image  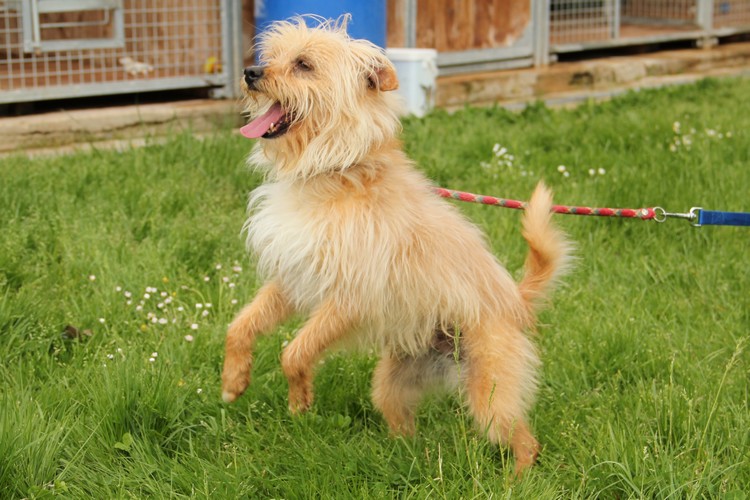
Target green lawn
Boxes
[1,77,749,498]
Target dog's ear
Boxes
[367,59,398,92]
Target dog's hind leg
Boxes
[372,351,456,436]
[280,299,355,414]
[222,281,293,403]
[462,322,541,477]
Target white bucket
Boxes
[386,48,438,117]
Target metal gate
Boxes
[549,0,750,53]
[0,0,242,104]
[392,0,750,75]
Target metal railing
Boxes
[0,0,242,104]
[394,0,750,76]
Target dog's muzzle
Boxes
[243,65,264,89]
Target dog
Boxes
[221,17,572,476]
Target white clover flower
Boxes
[135,305,143,312]
[598,168,606,175]
[222,276,230,283]
[148,357,156,363]
[143,293,151,300]
[557,165,566,172]
[190,323,199,330]
[672,121,680,133]
[177,306,185,312]
[232,266,242,273]
[201,310,209,317]
[164,297,173,304]
[184,335,194,342]
[160,291,168,298]
[124,291,132,298]
[157,303,165,309]
[229,283,236,289]
[492,143,500,153]
[107,354,114,360]
[99,318,106,324]
[282,340,289,347]
[116,348,123,354]
[158,318,168,325]
[230,299,238,305]
[563,171,570,178]
[196,388,203,394]
[203,276,210,282]
[88,275,96,281]
[126,300,132,306]
[116,286,122,292]
[151,317,158,323]
[196,303,203,309]
[215,264,222,270]
[588,169,596,176]
[151,352,158,357]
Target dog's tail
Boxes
[518,182,573,324]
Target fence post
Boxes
[404,0,417,48]
[533,0,550,66]
[213,0,243,98]
[611,0,621,40]
[696,0,716,48]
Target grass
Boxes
[1,77,749,498]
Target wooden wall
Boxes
[387,0,531,50]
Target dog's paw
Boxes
[287,383,313,414]
[221,390,240,403]
[512,437,541,480]
[221,363,250,403]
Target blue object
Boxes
[255,0,387,48]
[697,209,750,227]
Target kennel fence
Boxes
[550,0,750,53]
[0,0,242,104]
[390,0,750,75]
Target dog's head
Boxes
[240,17,402,178]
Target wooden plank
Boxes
[412,0,530,51]
[387,0,406,47]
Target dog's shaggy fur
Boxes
[221,18,572,475]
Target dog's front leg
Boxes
[222,281,293,403]
[281,299,355,414]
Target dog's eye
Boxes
[295,58,313,72]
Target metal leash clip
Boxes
[653,207,703,226]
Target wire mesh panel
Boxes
[622,0,697,24]
[713,0,750,28]
[550,0,618,45]
[0,0,237,104]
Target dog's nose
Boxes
[244,66,264,87]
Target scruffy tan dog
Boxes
[221,18,571,476]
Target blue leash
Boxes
[654,207,750,227]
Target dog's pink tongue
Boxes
[240,103,284,139]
